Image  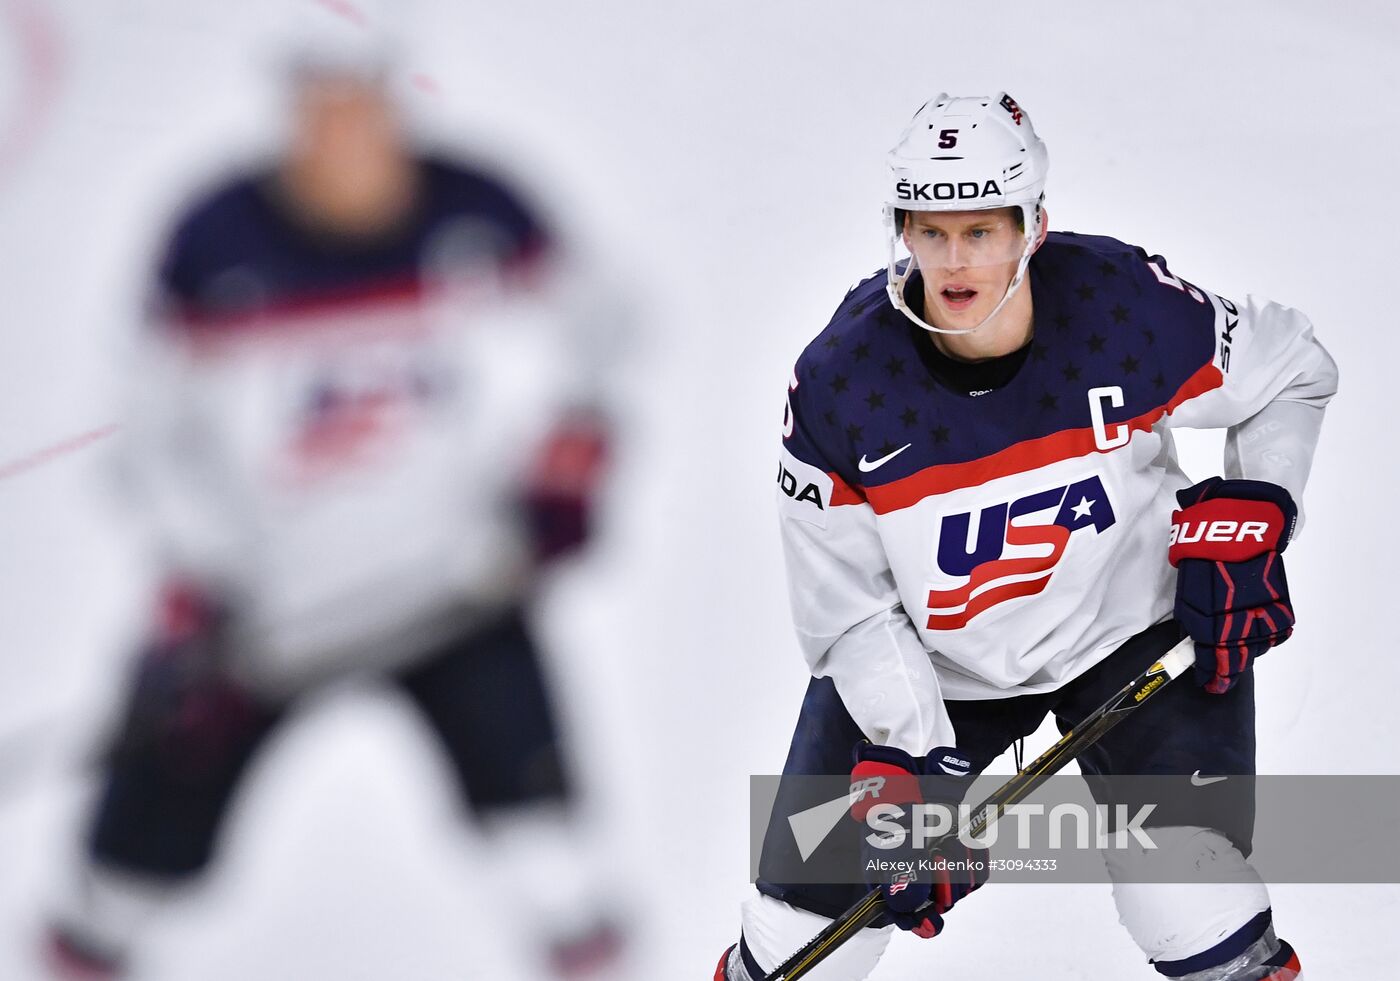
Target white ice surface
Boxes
[1,1,1396,977]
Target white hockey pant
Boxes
[729,828,1282,980]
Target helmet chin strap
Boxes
[884,206,1041,336]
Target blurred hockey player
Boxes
[45,19,628,981]
[716,94,1334,980]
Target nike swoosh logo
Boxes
[1190,771,1228,787]
[857,443,912,473]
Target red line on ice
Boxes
[0,425,119,482]
[312,0,369,28]
[0,0,65,188]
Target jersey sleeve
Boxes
[113,323,256,587]
[1145,256,1338,528]
[778,363,956,755]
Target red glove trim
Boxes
[1169,498,1286,566]
[934,875,953,914]
[849,760,923,822]
[912,917,940,939]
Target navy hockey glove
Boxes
[113,580,264,778]
[520,411,610,564]
[848,744,987,938]
[1169,477,1297,694]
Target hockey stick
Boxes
[762,635,1196,981]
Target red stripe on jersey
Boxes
[926,520,1071,630]
[928,574,1053,631]
[168,241,553,346]
[829,468,867,507]
[171,276,430,334]
[837,363,1223,515]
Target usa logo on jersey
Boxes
[927,476,1115,630]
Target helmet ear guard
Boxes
[883,93,1049,336]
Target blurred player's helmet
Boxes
[266,0,399,84]
[884,93,1049,334]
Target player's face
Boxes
[903,208,1024,330]
[291,75,402,169]
[282,74,415,236]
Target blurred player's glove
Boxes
[521,412,610,564]
[113,580,264,777]
[1169,477,1297,694]
[848,744,987,938]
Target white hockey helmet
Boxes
[265,0,400,85]
[885,93,1049,335]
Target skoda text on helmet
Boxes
[885,93,1049,335]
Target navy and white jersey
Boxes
[154,157,547,325]
[123,156,610,693]
[778,232,1337,754]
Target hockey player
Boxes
[716,94,1334,980]
[44,34,627,981]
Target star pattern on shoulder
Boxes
[802,243,1181,474]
